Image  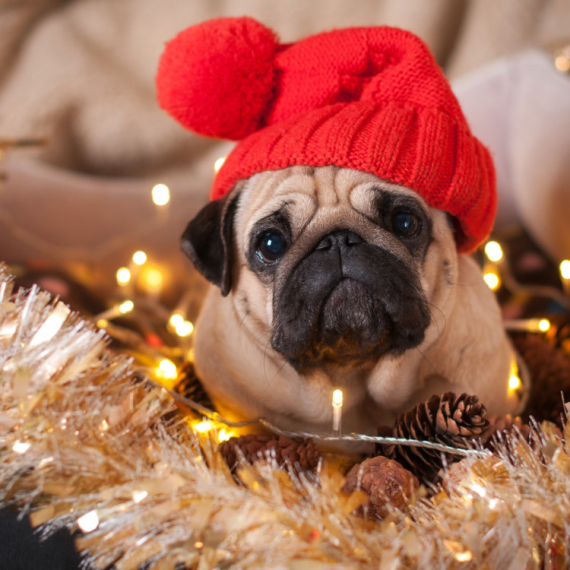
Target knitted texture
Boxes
[157,18,496,252]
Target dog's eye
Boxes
[256,230,287,263]
[391,211,421,238]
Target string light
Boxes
[214,157,226,172]
[561,260,570,296]
[116,267,131,286]
[504,318,551,333]
[168,314,194,337]
[194,421,212,433]
[118,300,134,314]
[141,267,163,291]
[483,271,500,291]
[484,241,503,263]
[151,184,170,206]
[157,359,177,380]
[509,374,522,393]
[132,251,147,266]
[332,389,343,436]
[169,314,184,328]
[217,428,232,442]
[77,510,99,533]
[175,320,194,337]
[332,389,343,407]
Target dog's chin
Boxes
[279,279,397,373]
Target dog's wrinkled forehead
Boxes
[236,165,432,251]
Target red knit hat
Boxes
[157,17,496,252]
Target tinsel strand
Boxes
[1,266,570,569]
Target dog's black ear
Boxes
[181,188,241,297]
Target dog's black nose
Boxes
[315,230,364,251]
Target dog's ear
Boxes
[181,186,241,297]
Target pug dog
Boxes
[181,165,518,437]
[157,18,522,438]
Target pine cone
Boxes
[175,361,215,411]
[512,335,570,426]
[377,392,488,482]
[343,456,419,518]
[219,434,320,473]
[481,414,532,450]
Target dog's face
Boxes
[183,166,456,375]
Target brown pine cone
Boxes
[377,392,488,482]
[343,456,419,519]
[219,434,320,473]
[512,335,570,427]
[175,361,215,411]
[480,414,532,450]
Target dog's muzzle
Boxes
[270,230,431,372]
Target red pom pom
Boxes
[156,17,278,140]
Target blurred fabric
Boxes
[0,0,569,282]
[1,0,569,178]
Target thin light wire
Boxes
[147,378,486,458]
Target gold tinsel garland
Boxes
[1,265,570,569]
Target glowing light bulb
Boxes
[538,319,551,332]
[332,389,343,408]
[157,359,177,380]
[194,421,212,433]
[175,321,194,337]
[332,389,343,435]
[151,184,170,206]
[509,375,522,392]
[118,300,134,314]
[214,157,226,172]
[169,314,184,328]
[132,251,147,266]
[12,440,30,454]
[77,510,99,533]
[484,241,503,263]
[483,272,500,290]
[217,428,232,442]
[116,267,131,286]
[142,267,163,290]
[560,261,570,295]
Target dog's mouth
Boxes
[270,236,431,373]
[319,279,388,354]
[277,278,392,371]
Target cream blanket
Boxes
[0,0,569,273]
